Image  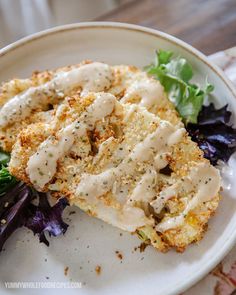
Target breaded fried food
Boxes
[0,61,113,151]
[9,90,221,252]
[0,61,179,152]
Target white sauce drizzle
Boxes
[150,183,181,214]
[130,122,185,162]
[154,153,169,170]
[154,128,185,170]
[74,119,220,232]
[4,60,222,234]
[0,62,113,127]
[26,92,116,190]
[76,121,183,200]
[127,168,157,204]
[121,79,165,109]
[154,162,221,232]
[75,120,185,231]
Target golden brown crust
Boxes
[2,62,221,252]
[0,61,93,152]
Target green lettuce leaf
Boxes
[0,151,10,166]
[0,152,69,251]
[145,50,214,124]
[0,166,17,196]
[0,151,17,196]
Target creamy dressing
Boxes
[54,62,112,96]
[155,163,221,232]
[75,120,185,231]
[76,169,117,200]
[112,182,130,205]
[75,118,220,232]
[27,123,77,190]
[75,166,155,231]
[168,128,186,145]
[121,79,165,109]
[154,153,169,170]
[122,104,138,123]
[4,60,222,235]
[150,183,180,214]
[152,129,185,170]
[130,122,185,162]
[0,62,113,127]
[76,121,184,201]
[26,92,116,190]
[127,168,157,204]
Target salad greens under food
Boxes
[145,50,214,124]
[1,49,236,252]
[187,104,236,165]
[0,150,69,251]
[146,50,236,165]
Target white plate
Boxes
[0,22,236,295]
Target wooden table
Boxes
[97,0,236,55]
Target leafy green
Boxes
[145,49,214,124]
[156,50,173,65]
[0,152,10,166]
[0,150,69,251]
[187,104,236,165]
[0,183,32,251]
[0,150,17,196]
[0,166,17,196]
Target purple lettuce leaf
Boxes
[187,103,236,165]
[0,183,33,251]
[196,103,231,125]
[24,193,69,246]
[0,183,69,251]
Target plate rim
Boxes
[1,21,235,99]
[1,21,236,295]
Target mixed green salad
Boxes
[0,150,68,251]
[147,50,236,164]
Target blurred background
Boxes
[0,0,236,55]
[0,0,128,48]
